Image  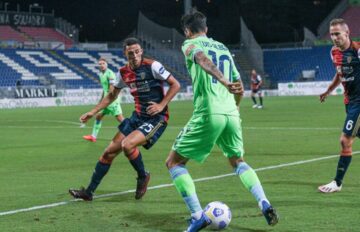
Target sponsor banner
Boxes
[242,90,278,97]
[0,12,54,27]
[0,88,193,109]
[278,81,344,96]
[15,87,57,98]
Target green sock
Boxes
[91,120,102,138]
[169,165,202,214]
[236,162,267,203]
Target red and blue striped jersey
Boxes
[331,41,360,104]
[114,58,171,121]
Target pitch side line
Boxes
[0,120,340,130]
[1,151,358,217]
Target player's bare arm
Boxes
[147,75,180,116]
[234,80,244,107]
[320,73,341,102]
[80,87,121,122]
[194,51,242,94]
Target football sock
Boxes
[334,155,352,186]
[169,165,202,218]
[236,162,268,204]
[251,96,257,105]
[259,97,263,106]
[86,161,111,195]
[91,120,102,138]
[127,148,146,178]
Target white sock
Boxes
[191,210,203,220]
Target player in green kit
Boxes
[83,58,124,142]
[165,11,279,232]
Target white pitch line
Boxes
[1,151,358,217]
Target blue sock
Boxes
[335,156,352,186]
[86,161,111,195]
[129,151,146,178]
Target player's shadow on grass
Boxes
[123,211,189,231]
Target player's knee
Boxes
[340,136,352,148]
[121,139,135,154]
[229,157,244,168]
[165,158,174,169]
[340,136,353,156]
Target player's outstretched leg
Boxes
[235,162,279,226]
[168,163,211,232]
[69,133,123,201]
[69,159,111,201]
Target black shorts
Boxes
[118,111,167,149]
[343,103,360,137]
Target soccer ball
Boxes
[204,201,232,230]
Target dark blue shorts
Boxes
[343,104,360,137]
[118,111,167,149]
[251,88,262,94]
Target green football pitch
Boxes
[0,96,359,232]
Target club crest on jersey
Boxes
[347,56,352,63]
[140,72,146,80]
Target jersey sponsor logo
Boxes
[159,66,165,75]
[340,76,354,82]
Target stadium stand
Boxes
[0,49,127,89]
[0,25,28,42]
[263,46,335,85]
[18,27,74,48]
[321,5,360,39]
[339,6,360,38]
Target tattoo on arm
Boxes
[194,52,227,84]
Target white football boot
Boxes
[318,180,342,193]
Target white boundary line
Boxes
[1,151,358,217]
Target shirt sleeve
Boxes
[257,75,262,82]
[151,61,171,80]
[108,70,116,85]
[181,40,203,63]
[230,56,241,82]
[114,71,127,89]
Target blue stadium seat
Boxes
[263,45,335,84]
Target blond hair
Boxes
[329,18,347,27]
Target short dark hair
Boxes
[123,37,141,50]
[330,18,347,27]
[181,11,207,34]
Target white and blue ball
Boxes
[204,201,232,230]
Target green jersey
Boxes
[182,36,240,116]
[99,69,119,106]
